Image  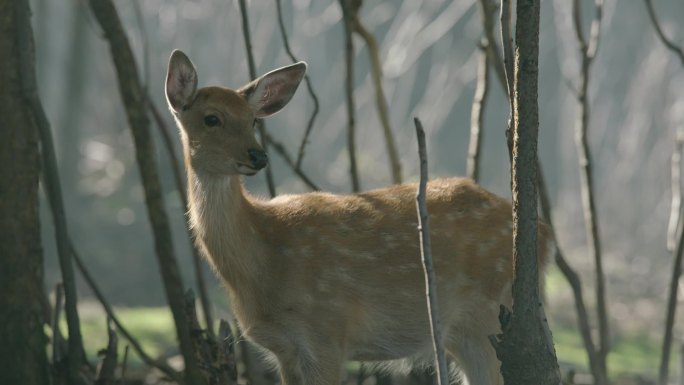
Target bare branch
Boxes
[537,163,602,385]
[88,1,205,383]
[262,131,321,191]
[95,318,118,385]
[149,99,215,339]
[467,42,489,182]
[339,0,361,192]
[70,241,183,383]
[643,0,684,67]
[15,1,87,379]
[350,2,403,184]
[659,129,684,385]
[274,0,321,170]
[237,0,276,198]
[500,0,514,99]
[414,117,449,385]
[571,0,609,381]
[668,130,683,252]
[476,0,507,92]
[500,0,514,158]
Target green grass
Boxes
[53,306,178,366]
[54,305,676,380]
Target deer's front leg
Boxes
[274,340,346,385]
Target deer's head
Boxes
[165,50,306,176]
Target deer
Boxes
[165,49,552,385]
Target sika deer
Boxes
[165,50,552,385]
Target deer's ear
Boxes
[238,62,307,118]
[166,50,198,113]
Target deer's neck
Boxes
[186,168,265,291]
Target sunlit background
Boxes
[33,0,684,379]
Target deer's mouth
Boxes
[236,163,260,176]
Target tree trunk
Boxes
[0,1,50,384]
[492,0,561,383]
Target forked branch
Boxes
[274,0,321,170]
[349,1,403,184]
[15,1,87,380]
[237,0,276,198]
[571,0,609,382]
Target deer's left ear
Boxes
[166,50,198,113]
[238,62,307,118]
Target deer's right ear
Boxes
[166,50,198,113]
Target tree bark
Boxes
[0,1,50,384]
[88,1,205,383]
[491,0,561,383]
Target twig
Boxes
[120,345,130,385]
[262,132,321,191]
[95,318,118,385]
[500,0,514,159]
[237,0,276,198]
[70,241,183,383]
[51,283,67,364]
[667,131,683,252]
[339,0,361,192]
[88,1,204,383]
[643,0,684,67]
[15,1,87,379]
[659,129,684,385]
[571,0,609,381]
[467,41,489,182]
[538,162,601,384]
[413,117,449,385]
[476,0,507,92]
[274,0,321,169]
[349,1,403,184]
[149,99,215,339]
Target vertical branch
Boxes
[641,3,684,383]
[70,241,183,382]
[493,0,560,381]
[667,131,682,253]
[538,164,602,385]
[349,1,403,184]
[467,42,489,182]
[149,100,215,338]
[88,1,205,383]
[14,0,87,380]
[643,0,684,67]
[274,0,321,169]
[571,0,609,381]
[339,0,361,192]
[500,0,514,158]
[660,130,684,385]
[414,118,449,385]
[477,0,507,93]
[237,0,276,198]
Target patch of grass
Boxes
[56,306,177,366]
[56,304,676,380]
[551,322,679,379]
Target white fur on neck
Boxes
[188,171,263,288]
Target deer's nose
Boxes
[248,149,268,170]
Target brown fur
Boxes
[166,50,552,385]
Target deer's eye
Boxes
[204,115,221,127]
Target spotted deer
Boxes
[165,49,552,385]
